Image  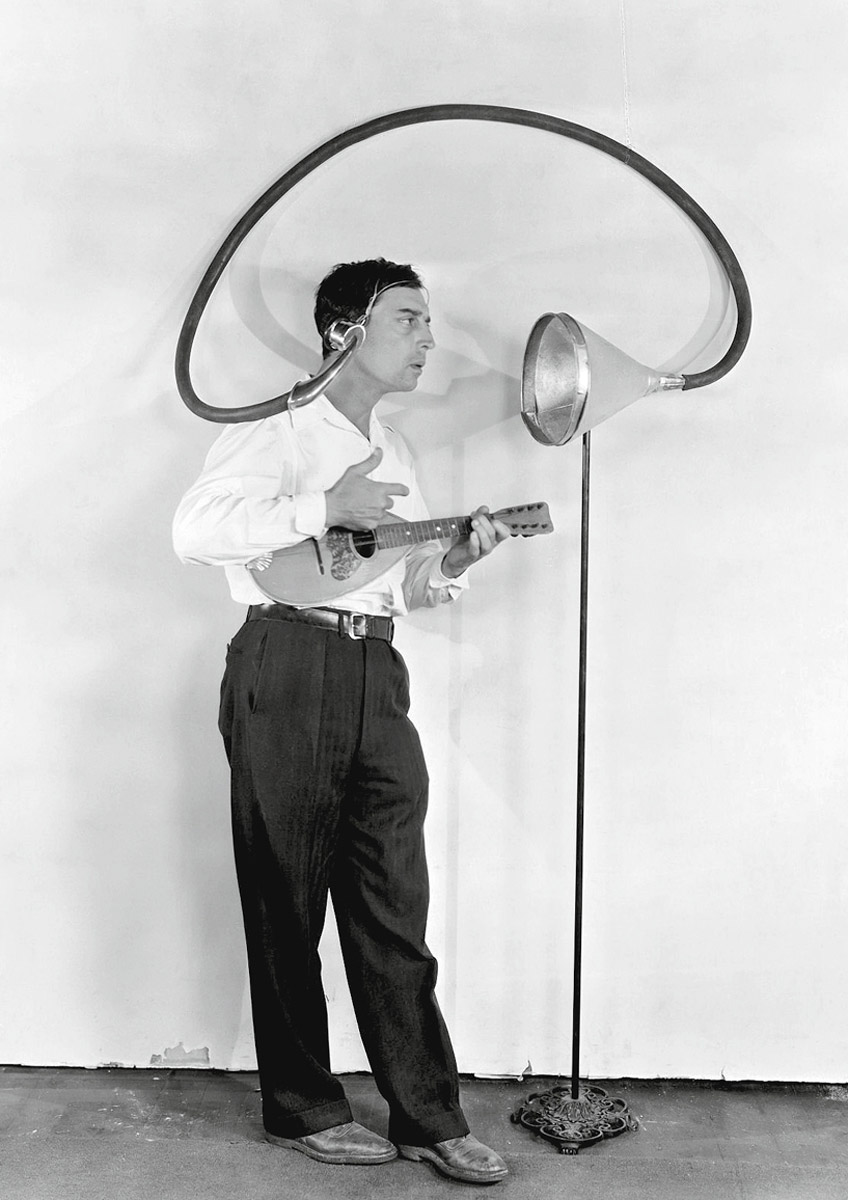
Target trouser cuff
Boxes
[388,1107,470,1146]
[264,1097,353,1140]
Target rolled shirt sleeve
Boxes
[172,418,327,566]
[400,545,469,609]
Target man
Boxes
[173,258,511,1184]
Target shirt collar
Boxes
[287,393,385,443]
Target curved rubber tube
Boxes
[175,103,752,422]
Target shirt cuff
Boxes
[247,491,327,547]
[294,491,327,537]
[428,554,470,592]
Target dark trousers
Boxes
[218,615,469,1144]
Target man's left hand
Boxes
[441,506,512,578]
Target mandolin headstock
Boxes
[492,502,554,537]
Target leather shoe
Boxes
[398,1133,508,1183]
[266,1120,397,1164]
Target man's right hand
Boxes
[325,448,410,530]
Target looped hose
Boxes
[175,104,751,422]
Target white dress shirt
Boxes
[172,395,469,614]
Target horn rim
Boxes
[521,312,590,447]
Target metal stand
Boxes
[513,433,637,1154]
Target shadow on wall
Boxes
[226,253,523,454]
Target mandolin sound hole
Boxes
[351,531,378,559]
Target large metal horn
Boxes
[521,313,686,447]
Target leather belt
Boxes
[247,603,394,643]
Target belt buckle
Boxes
[345,612,369,640]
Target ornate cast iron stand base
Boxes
[512,1083,637,1155]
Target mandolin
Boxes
[248,502,554,606]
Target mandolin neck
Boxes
[373,516,470,549]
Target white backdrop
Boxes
[2,0,847,1083]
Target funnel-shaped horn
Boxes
[521,312,685,447]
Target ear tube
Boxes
[175,301,365,423]
[284,322,366,410]
[175,105,750,423]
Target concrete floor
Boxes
[1,1067,847,1199]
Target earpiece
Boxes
[327,319,367,351]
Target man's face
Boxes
[353,285,435,395]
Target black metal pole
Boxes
[571,431,591,1099]
[512,428,634,1150]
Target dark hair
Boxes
[314,257,424,355]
